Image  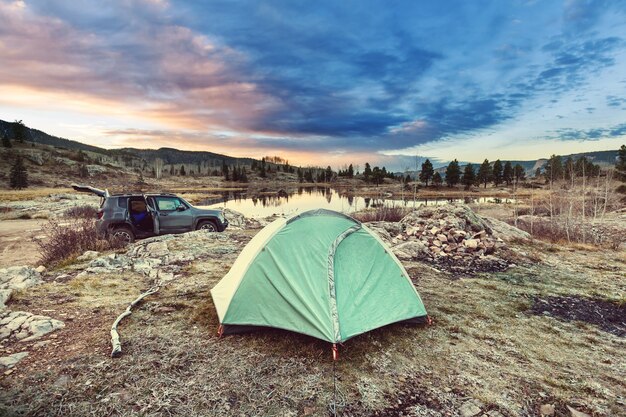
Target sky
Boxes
[1,0,625,170]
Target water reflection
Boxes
[196,187,515,218]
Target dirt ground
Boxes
[0,224,624,416]
[0,219,44,268]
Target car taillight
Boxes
[96,210,104,219]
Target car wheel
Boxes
[111,226,135,244]
[197,220,217,232]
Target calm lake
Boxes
[198,187,515,218]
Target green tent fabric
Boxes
[211,209,427,343]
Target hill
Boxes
[0,120,255,168]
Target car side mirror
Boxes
[176,205,187,211]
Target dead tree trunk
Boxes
[110,285,160,358]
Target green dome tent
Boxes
[211,209,427,349]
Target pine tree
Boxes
[78,164,89,178]
[513,164,526,187]
[544,154,562,184]
[477,159,491,189]
[2,132,11,148]
[492,159,503,186]
[12,120,28,143]
[231,165,238,181]
[404,174,411,184]
[372,166,382,186]
[363,163,372,183]
[419,159,434,186]
[9,156,28,189]
[347,164,354,178]
[445,159,460,187]
[432,171,443,188]
[223,165,230,181]
[503,161,513,186]
[325,166,333,182]
[462,163,476,190]
[564,157,575,183]
[617,144,626,181]
[180,165,186,176]
[260,158,266,178]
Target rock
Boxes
[482,216,531,242]
[463,239,479,249]
[566,406,591,417]
[145,241,169,257]
[436,233,448,243]
[223,209,262,230]
[459,400,482,417]
[0,352,28,368]
[0,290,11,309]
[6,314,29,331]
[540,404,555,416]
[54,374,70,388]
[392,241,428,260]
[35,265,47,273]
[77,251,100,262]
[132,258,162,275]
[0,266,42,291]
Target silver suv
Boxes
[72,184,228,243]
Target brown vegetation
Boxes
[35,218,125,266]
[63,205,98,219]
[352,205,411,222]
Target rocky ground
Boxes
[0,205,624,417]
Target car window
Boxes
[117,197,128,208]
[155,196,184,211]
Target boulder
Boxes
[482,216,531,242]
[459,400,483,417]
[223,209,261,230]
[145,241,169,257]
[392,241,427,260]
[0,266,42,291]
[77,251,100,262]
[0,290,11,309]
[0,352,28,369]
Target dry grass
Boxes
[63,205,98,219]
[36,218,126,266]
[0,188,74,202]
[353,206,411,222]
[1,230,624,416]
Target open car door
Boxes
[71,183,109,198]
[144,195,159,235]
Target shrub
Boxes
[36,218,125,267]
[353,206,411,222]
[64,205,98,219]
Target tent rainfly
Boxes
[211,209,427,356]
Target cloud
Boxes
[551,122,626,141]
[1,0,625,170]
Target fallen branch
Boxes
[110,285,160,358]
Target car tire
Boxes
[111,225,135,244]
[196,220,217,232]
